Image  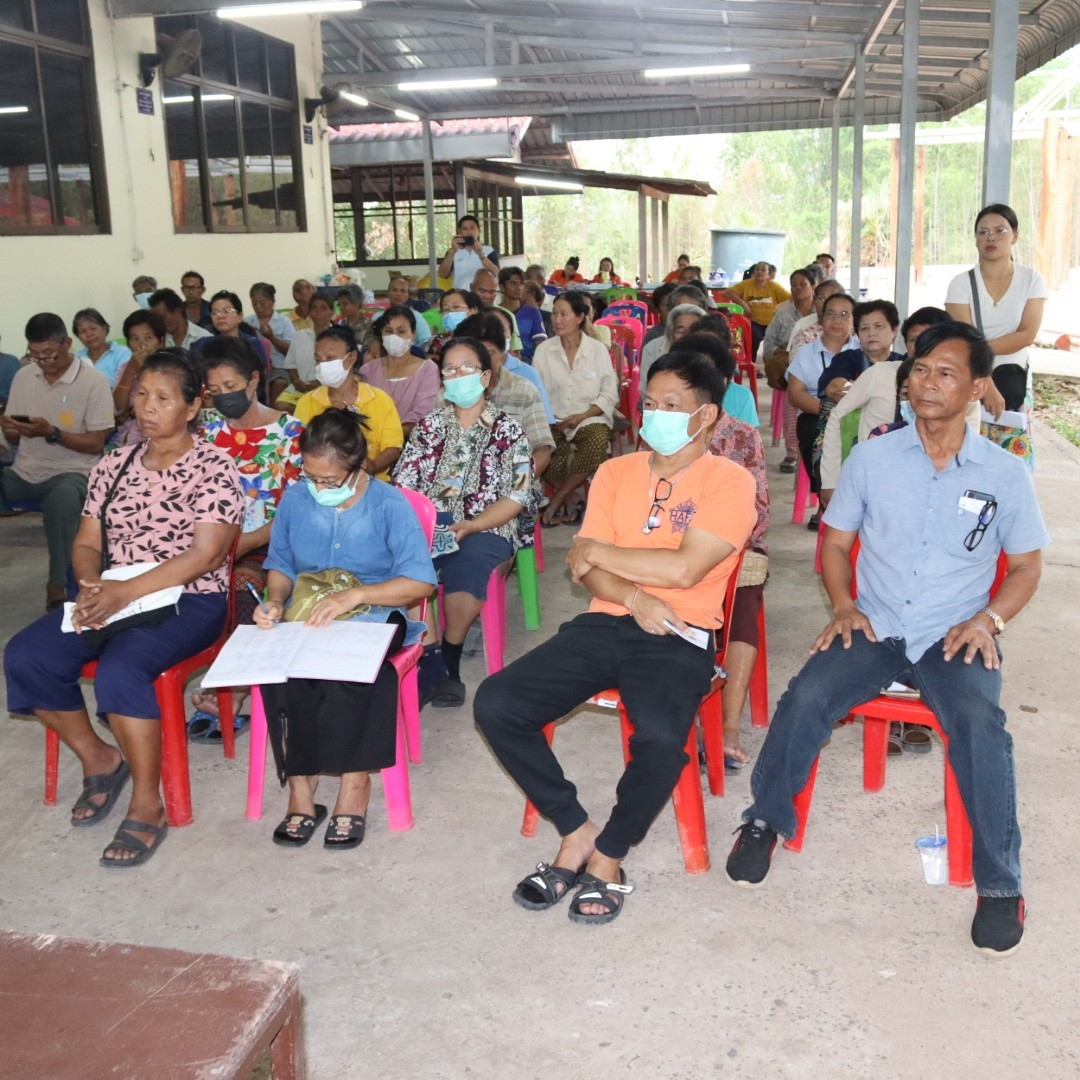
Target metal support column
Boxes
[982,0,1020,205]
[850,51,865,297]
[421,119,438,286]
[661,199,670,278]
[638,189,648,285]
[893,0,920,314]
[829,106,840,262]
[650,197,660,282]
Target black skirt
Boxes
[261,614,406,783]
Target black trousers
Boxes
[474,612,715,860]
[796,410,822,493]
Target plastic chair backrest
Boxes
[599,321,638,371]
[849,539,1007,600]
[606,301,648,329]
[597,313,643,356]
[603,286,637,302]
[417,288,444,307]
[420,308,442,332]
[399,488,437,622]
[717,548,747,660]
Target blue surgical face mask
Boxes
[641,403,707,456]
[134,291,154,310]
[304,471,358,508]
[899,399,917,425]
[441,310,468,333]
[443,370,486,408]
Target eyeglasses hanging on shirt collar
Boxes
[964,500,998,551]
[643,477,674,534]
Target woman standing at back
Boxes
[945,203,1046,467]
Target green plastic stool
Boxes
[515,547,541,631]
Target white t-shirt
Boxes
[787,335,858,397]
[284,328,318,382]
[945,264,1047,370]
[451,244,497,290]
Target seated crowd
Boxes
[0,203,1049,958]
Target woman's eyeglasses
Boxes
[441,363,482,378]
[642,477,674,534]
[976,226,1013,239]
[964,500,998,551]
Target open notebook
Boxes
[200,621,399,687]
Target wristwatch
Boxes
[45,426,63,445]
[983,607,1005,636]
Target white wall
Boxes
[0,2,335,350]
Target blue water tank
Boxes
[710,228,787,281]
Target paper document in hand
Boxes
[200,621,399,687]
[61,562,182,633]
[980,407,1028,431]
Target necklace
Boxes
[642,455,693,534]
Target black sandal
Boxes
[99,818,168,868]
[324,813,365,849]
[71,760,130,828]
[512,861,582,911]
[568,870,634,925]
[272,804,328,847]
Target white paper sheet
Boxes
[61,562,182,633]
[980,407,1028,431]
[200,621,399,687]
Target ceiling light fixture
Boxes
[0,105,30,114]
[339,90,369,107]
[218,0,362,19]
[643,63,751,79]
[399,77,498,91]
[162,93,234,103]
[515,176,584,192]
[394,108,420,121]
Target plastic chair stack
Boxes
[244,490,437,831]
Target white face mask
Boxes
[316,358,350,388]
[504,337,513,355]
[382,333,411,357]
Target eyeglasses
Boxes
[964,500,998,551]
[976,226,1013,239]
[212,307,239,316]
[642,477,674,534]
[441,363,482,378]
[301,470,350,489]
[823,310,853,320]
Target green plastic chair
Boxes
[421,308,442,332]
[515,547,541,631]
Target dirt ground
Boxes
[1034,374,1080,447]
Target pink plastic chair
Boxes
[770,388,784,447]
[244,490,437,831]
[437,561,510,676]
[791,459,818,525]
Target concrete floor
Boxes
[2,423,1079,1080]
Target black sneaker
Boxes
[971,896,1025,957]
[806,510,821,532]
[725,821,777,888]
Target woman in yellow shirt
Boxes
[727,262,792,358]
[293,326,404,480]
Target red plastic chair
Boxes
[244,489,437,830]
[792,459,818,525]
[723,313,754,369]
[520,550,746,874]
[44,541,240,828]
[749,597,770,730]
[784,542,1009,888]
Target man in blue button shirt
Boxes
[726,322,1049,957]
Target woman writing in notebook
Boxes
[254,409,436,850]
[3,349,244,870]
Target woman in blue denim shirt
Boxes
[256,410,437,849]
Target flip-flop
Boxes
[272,804,328,847]
[70,759,130,828]
[724,755,749,774]
[324,813,366,849]
[888,722,904,756]
[561,500,585,525]
[186,710,217,740]
[568,870,634,926]
[902,725,933,754]
[99,818,168,868]
[205,714,250,741]
[513,861,582,911]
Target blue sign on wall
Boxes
[135,88,154,116]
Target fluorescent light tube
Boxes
[0,105,30,114]
[643,63,750,78]
[394,109,420,121]
[339,90,369,107]
[515,176,584,192]
[399,77,498,91]
[218,1,362,19]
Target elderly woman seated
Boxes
[359,307,440,439]
[394,337,533,708]
[254,409,437,849]
[638,302,708,386]
[3,349,243,868]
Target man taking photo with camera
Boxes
[439,214,500,289]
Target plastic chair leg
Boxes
[400,664,422,764]
[699,690,725,798]
[770,388,784,446]
[784,755,820,853]
[862,715,891,792]
[218,687,236,760]
[381,712,414,831]
[520,722,554,837]
[792,460,811,525]
[515,547,541,631]
[749,601,769,728]
[480,569,507,675]
[943,750,974,888]
[533,520,545,573]
[155,670,194,827]
[246,687,268,821]
[45,728,60,806]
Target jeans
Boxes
[0,469,87,586]
[474,612,715,860]
[745,631,1021,897]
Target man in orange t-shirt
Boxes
[475,351,756,924]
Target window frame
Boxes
[0,7,110,237]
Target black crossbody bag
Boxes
[969,268,1028,412]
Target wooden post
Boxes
[914,146,926,285]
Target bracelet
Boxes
[629,586,641,615]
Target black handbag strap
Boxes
[968,268,983,333]
[98,446,141,570]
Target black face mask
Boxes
[213,388,252,419]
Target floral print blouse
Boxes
[201,414,303,533]
[709,414,770,555]
[394,404,533,548]
[83,440,244,594]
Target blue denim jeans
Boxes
[744,632,1021,897]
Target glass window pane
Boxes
[34,0,86,43]
[0,0,31,32]
[203,95,242,227]
[269,106,297,228]
[241,100,275,229]
[162,78,204,228]
[235,32,266,94]
[363,204,396,260]
[0,40,51,226]
[39,51,97,227]
[267,40,294,101]
[197,17,234,86]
